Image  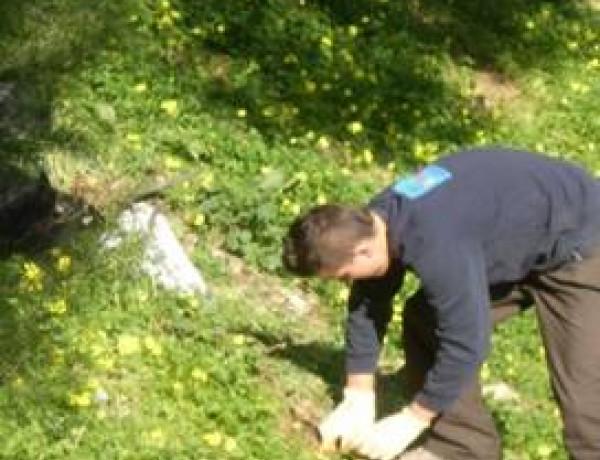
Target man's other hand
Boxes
[318,387,375,452]
[355,406,430,460]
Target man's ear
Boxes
[353,239,374,259]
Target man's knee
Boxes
[561,403,600,457]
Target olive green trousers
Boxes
[402,248,600,460]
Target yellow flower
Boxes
[143,336,162,356]
[69,390,92,407]
[172,381,184,393]
[236,108,247,118]
[117,335,141,355]
[126,132,141,142]
[480,363,490,381]
[304,80,317,93]
[363,148,373,164]
[294,171,308,182]
[192,213,205,227]
[160,99,178,116]
[134,83,147,92]
[56,255,71,273]
[200,171,214,189]
[413,141,439,163]
[232,334,245,346]
[146,429,166,448]
[537,444,553,457]
[262,106,275,117]
[283,53,298,64]
[46,298,68,315]
[22,262,44,291]
[336,286,349,302]
[191,368,209,382]
[347,121,363,135]
[320,36,333,47]
[11,376,24,388]
[164,155,182,170]
[23,261,42,282]
[317,136,330,149]
[317,193,327,205]
[224,437,237,452]
[203,431,223,447]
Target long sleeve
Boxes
[413,241,491,412]
[345,264,404,374]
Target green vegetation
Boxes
[1,0,599,459]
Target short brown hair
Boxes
[282,204,375,276]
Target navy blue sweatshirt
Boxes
[345,148,600,412]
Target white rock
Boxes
[482,382,520,402]
[101,202,207,295]
[284,291,312,315]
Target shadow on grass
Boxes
[244,329,409,415]
[0,163,103,392]
[0,0,140,167]
[179,0,596,164]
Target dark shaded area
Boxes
[178,0,595,164]
[314,0,579,68]
[1,0,596,172]
[0,166,57,257]
[0,0,138,167]
[0,165,102,392]
[0,164,100,260]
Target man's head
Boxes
[282,204,389,281]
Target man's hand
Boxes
[355,406,431,460]
[318,387,376,452]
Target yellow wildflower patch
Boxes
[160,99,179,116]
[117,335,141,355]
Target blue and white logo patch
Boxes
[392,165,453,199]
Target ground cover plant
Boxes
[0,0,599,459]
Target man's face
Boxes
[319,241,389,282]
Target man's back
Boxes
[375,148,600,284]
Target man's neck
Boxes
[371,211,391,272]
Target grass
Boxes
[1,0,599,459]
